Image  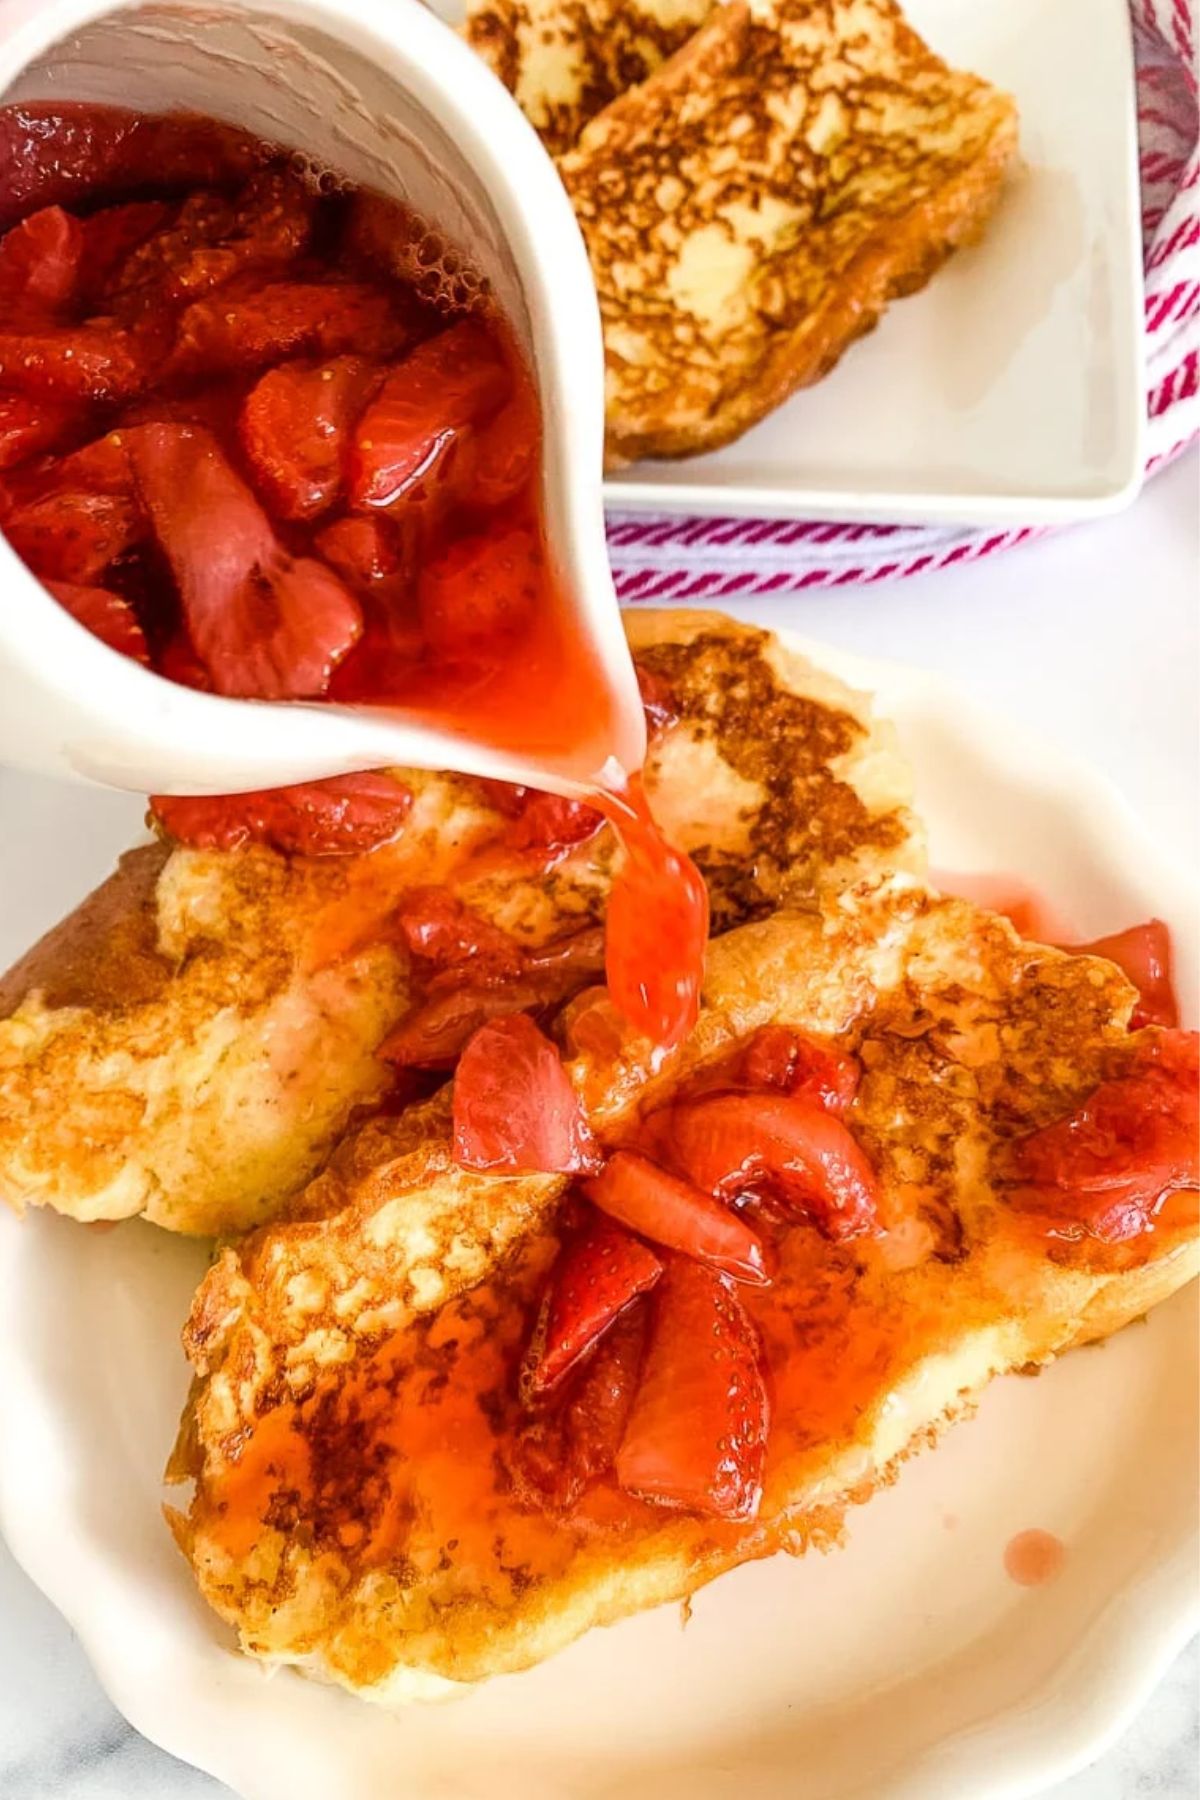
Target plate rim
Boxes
[0,632,1196,1800]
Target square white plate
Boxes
[441,0,1146,525]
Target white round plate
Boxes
[0,634,1196,1800]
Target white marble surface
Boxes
[0,452,1197,1798]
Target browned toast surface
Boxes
[557,0,1018,464]
[170,885,1198,1694]
[465,0,713,155]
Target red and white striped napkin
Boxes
[607,0,1199,601]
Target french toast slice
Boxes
[464,0,713,155]
[557,0,1019,465]
[168,883,1199,1694]
[0,614,920,1235]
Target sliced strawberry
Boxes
[126,423,361,697]
[586,1150,768,1285]
[0,206,84,312]
[111,188,232,305]
[150,771,413,857]
[1069,920,1179,1031]
[5,488,141,581]
[0,391,77,469]
[667,1091,880,1240]
[46,578,149,663]
[77,200,172,304]
[616,1259,768,1521]
[240,355,377,521]
[349,321,510,509]
[1006,1029,1198,1243]
[606,803,708,1051]
[635,663,679,738]
[512,792,604,856]
[315,513,413,603]
[0,105,260,232]
[0,320,147,402]
[456,366,539,508]
[317,514,421,696]
[393,886,525,984]
[452,1013,599,1175]
[1,434,145,581]
[156,632,211,691]
[115,169,312,312]
[512,1304,647,1511]
[525,1219,662,1396]
[380,980,550,1069]
[171,279,407,375]
[418,524,541,657]
[523,924,607,984]
[735,1025,860,1115]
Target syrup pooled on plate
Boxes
[0,102,706,1055]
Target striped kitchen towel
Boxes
[607,0,1199,600]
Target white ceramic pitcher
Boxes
[0,0,645,797]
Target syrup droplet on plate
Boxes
[1004,1527,1066,1587]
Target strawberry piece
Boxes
[525,1220,662,1397]
[0,320,146,401]
[0,391,77,468]
[171,279,407,375]
[393,886,525,984]
[112,188,234,306]
[452,1013,600,1175]
[511,792,604,856]
[380,924,606,1067]
[418,524,541,656]
[616,1260,768,1521]
[0,104,260,231]
[667,1091,880,1240]
[1,433,145,581]
[77,200,172,303]
[5,489,140,581]
[606,800,709,1051]
[457,367,539,508]
[150,772,413,857]
[736,1026,860,1115]
[126,423,361,697]
[635,663,679,738]
[513,1305,647,1511]
[380,980,550,1070]
[1006,1029,1198,1243]
[46,578,149,663]
[318,514,423,699]
[586,1150,768,1285]
[1069,920,1179,1031]
[0,206,84,312]
[156,632,212,691]
[349,321,510,509]
[115,169,312,311]
[316,513,413,603]
[478,780,603,855]
[240,356,377,520]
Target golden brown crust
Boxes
[555,0,1019,464]
[464,0,713,155]
[170,883,1198,1692]
[0,843,171,1019]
